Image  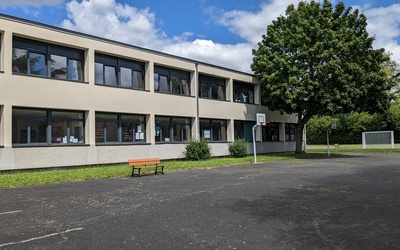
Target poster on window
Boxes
[203,130,211,139]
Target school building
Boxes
[0,14,303,170]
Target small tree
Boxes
[228,139,248,158]
[184,138,211,161]
[252,0,394,153]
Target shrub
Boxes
[184,138,212,160]
[228,139,248,158]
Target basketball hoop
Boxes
[259,121,270,126]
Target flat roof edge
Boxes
[0,13,254,77]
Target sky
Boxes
[0,0,400,73]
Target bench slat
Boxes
[128,158,160,166]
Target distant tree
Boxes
[251,0,395,153]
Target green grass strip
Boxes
[0,153,323,189]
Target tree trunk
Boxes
[295,123,305,154]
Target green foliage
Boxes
[228,139,248,158]
[251,0,395,153]
[184,138,212,161]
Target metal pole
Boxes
[327,129,330,157]
[253,124,258,163]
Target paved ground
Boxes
[0,153,400,250]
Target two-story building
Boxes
[0,14,301,170]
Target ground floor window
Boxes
[12,108,84,145]
[262,122,280,141]
[95,113,146,144]
[285,123,296,141]
[200,119,227,142]
[155,116,191,142]
[234,121,254,141]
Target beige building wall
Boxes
[0,15,300,170]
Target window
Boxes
[12,108,84,145]
[95,112,146,144]
[95,53,145,90]
[285,123,296,141]
[200,119,227,141]
[199,75,226,100]
[234,121,254,141]
[12,37,84,81]
[233,81,254,104]
[155,116,191,142]
[154,66,191,95]
[262,122,280,141]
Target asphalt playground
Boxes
[0,153,399,249]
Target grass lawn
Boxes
[1,145,398,189]
[0,153,322,189]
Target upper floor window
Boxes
[199,75,226,100]
[12,108,85,145]
[233,81,254,104]
[154,66,190,95]
[200,119,227,141]
[95,53,145,90]
[262,122,280,141]
[12,37,84,81]
[155,116,191,142]
[95,112,146,144]
[285,123,296,141]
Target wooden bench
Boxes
[128,158,164,177]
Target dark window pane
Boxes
[68,59,83,81]
[201,82,209,98]
[71,121,84,143]
[29,52,46,76]
[95,63,104,84]
[95,122,105,143]
[122,122,134,142]
[30,119,47,143]
[132,71,144,89]
[218,85,225,100]
[159,75,169,93]
[172,77,180,95]
[120,67,132,88]
[51,55,67,79]
[12,48,28,74]
[52,120,67,143]
[182,79,190,95]
[104,66,117,86]
[105,121,118,142]
[154,73,159,91]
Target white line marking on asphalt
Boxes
[0,210,23,215]
[0,228,84,247]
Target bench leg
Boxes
[155,165,164,175]
[131,166,142,177]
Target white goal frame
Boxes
[362,131,395,149]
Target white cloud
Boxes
[0,0,63,7]
[60,0,298,73]
[216,0,298,45]
[360,4,400,62]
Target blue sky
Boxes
[1,0,400,73]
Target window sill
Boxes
[12,73,87,84]
[199,97,230,103]
[155,141,187,144]
[95,83,149,92]
[12,143,89,148]
[95,142,150,146]
[155,91,194,98]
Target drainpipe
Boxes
[195,62,200,138]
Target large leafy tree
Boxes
[251,0,395,153]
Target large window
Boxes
[155,116,191,142]
[200,119,227,141]
[285,123,296,141]
[95,113,146,144]
[262,122,280,141]
[95,53,145,90]
[234,121,254,141]
[233,81,254,104]
[12,108,84,145]
[12,37,84,81]
[154,66,190,95]
[199,75,226,100]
